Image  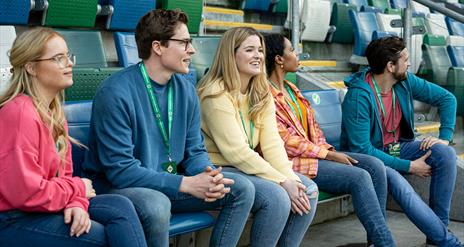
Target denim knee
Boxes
[430,144,457,166]
[224,172,255,204]
[258,182,291,214]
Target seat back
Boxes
[240,0,273,11]
[191,36,221,80]
[273,0,288,13]
[114,32,139,67]
[57,30,107,68]
[106,0,155,30]
[447,45,464,67]
[390,0,407,9]
[330,3,356,44]
[0,67,12,97]
[376,13,402,35]
[368,0,391,10]
[65,67,123,101]
[301,90,342,150]
[350,10,380,56]
[0,0,31,25]
[445,16,464,36]
[43,0,98,28]
[162,0,203,33]
[63,101,93,177]
[426,13,449,37]
[344,0,369,9]
[422,34,452,85]
[0,26,16,67]
[301,0,332,42]
[412,1,430,15]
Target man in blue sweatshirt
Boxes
[83,9,254,247]
[341,36,461,246]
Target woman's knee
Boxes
[256,182,291,213]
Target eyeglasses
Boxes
[34,53,76,68]
[165,38,193,51]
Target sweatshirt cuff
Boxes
[72,177,87,198]
[66,196,89,211]
[394,158,411,173]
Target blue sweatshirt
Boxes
[83,64,212,197]
[340,68,456,172]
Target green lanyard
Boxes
[239,110,254,149]
[269,81,303,122]
[372,76,397,140]
[140,63,174,161]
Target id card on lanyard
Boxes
[140,63,177,174]
[372,76,400,157]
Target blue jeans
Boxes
[313,152,395,246]
[386,141,460,246]
[0,194,147,247]
[223,167,318,247]
[110,172,254,247]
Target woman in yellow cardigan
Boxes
[197,27,317,247]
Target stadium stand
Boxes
[330,3,357,43]
[101,0,155,31]
[0,0,32,25]
[349,10,380,64]
[421,34,452,85]
[41,0,98,28]
[300,0,332,42]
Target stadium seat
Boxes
[445,16,464,36]
[368,0,391,11]
[63,101,215,237]
[360,5,383,13]
[349,10,380,64]
[42,0,98,28]
[65,68,122,101]
[344,0,369,10]
[301,0,332,42]
[412,1,430,16]
[240,0,273,11]
[447,35,464,46]
[0,0,31,25]
[162,0,202,34]
[425,13,449,37]
[390,0,406,9]
[301,89,342,150]
[445,67,464,116]
[0,26,16,67]
[114,32,139,67]
[330,3,357,44]
[191,36,221,80]
[421,34,452,85]
[57,30,107,68]
[447,45,464,67]
[0,67,12,97]
[272,0,288,13]
[376,13,402,35]
[103,0,155,31]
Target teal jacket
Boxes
[340,68,456,172]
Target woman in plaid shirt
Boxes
[264,34,396,247]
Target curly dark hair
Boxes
[263,34,286,76]
[366,36,405,74]
[135,9,188,59]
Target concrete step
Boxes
[202,19,283,34]
[203,6,244,23]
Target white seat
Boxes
[376,13,402,35]
[0,26,16,67]
[285,0,304,29]
[410,34,423,74]
[300,0,332,42]
[0,67,12,97]
[426,13,449,37]
[447,35,464,46]
[412,1,430,15]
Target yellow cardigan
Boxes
[199,85,301,184]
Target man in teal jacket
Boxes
[341,36,461,246]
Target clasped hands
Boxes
[180,166,234,202]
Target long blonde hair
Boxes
[0,27,71,163]
[197,27,271,123]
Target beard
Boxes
[393,70,407,81]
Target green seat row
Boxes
[65,67,122,101]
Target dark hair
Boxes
[365,36,405,74]
[135,9,188,59]
[263,34,286,75]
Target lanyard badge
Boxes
[140,63,177,174]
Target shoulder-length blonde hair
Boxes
[197,27,271,123]
[0,27,72,163]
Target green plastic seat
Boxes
[318,191,338,201]
[330,3,356,44]
[421,34,451,85]
[273,0,288,13]
[57,30,107,68]
[161,0,202,34]
[384,8,401,15]
[368,0,391,10]
[445,67,464,116]
[191,36,221,80]
[43,0,98,28]
[65,68,122,101]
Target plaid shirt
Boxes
[270,80,333,178]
